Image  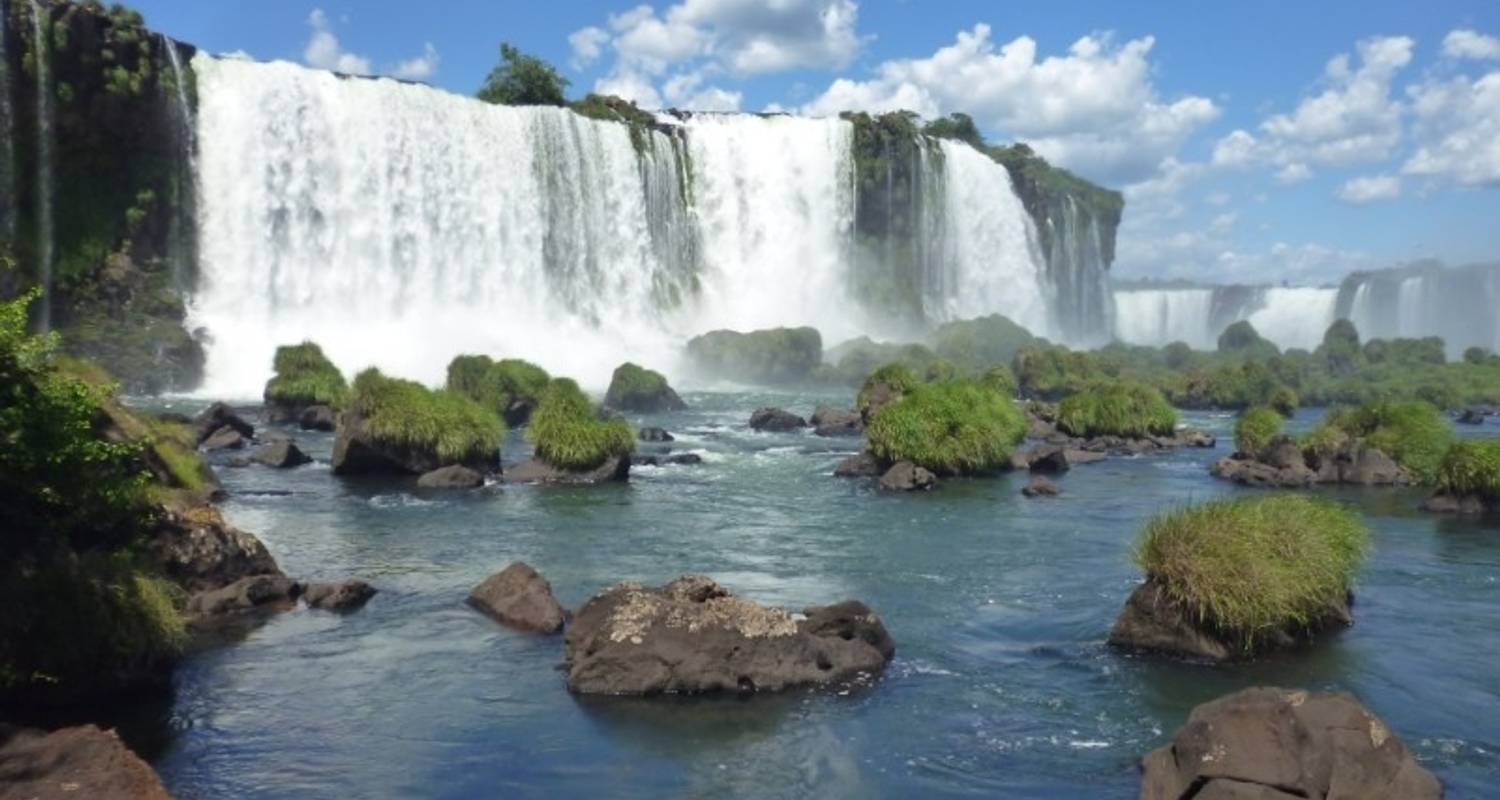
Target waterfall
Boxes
[161,34,196,291]
[1338,263,1500,355]
[1243,287,1338,351]
[1112,289,1217,349]
[28,0,52,330]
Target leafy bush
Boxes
[477,43,568,106]
[1056,381,1177,438]
[865,379,1026,475]
[1235,407,1284,455]
[445,354,550,418]
[264,341,347,409]
[1268,385,1299,417]
[527,378,635,470]
[1134,495,1368,649]
[350,368,504,465]
[1436,440,1500,500]
[685,327,822,385]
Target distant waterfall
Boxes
[1338,264,1500,356]
[28,0,53,330]
[1112,288,1218,349]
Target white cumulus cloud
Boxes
[304,8,372,75]
[1443,29,1500,61]
[1337,174,1402,204]
[392,43,439,80]
[1404,69,1500,187]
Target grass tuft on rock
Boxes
[1056,380,1177,438]
[1301,400,1452,483]
[350,368,504,465]
[865,379,1026,475]
[265,341,348,409]
[1234,407,1284,455]
[528,378,636,470]
[1436,440,1500,500]
[1134,495,1368,649]
[856,362,920,417]
[445,354,551,418]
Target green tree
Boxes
[477,43,569,106]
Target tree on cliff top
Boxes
[477,43,569,106]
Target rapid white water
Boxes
[1112,289,1217,349]
[28,0,53,330]
[1244,287,1338,351]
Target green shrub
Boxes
[603,362,681,411]
[856,362,920,418]
[445,354,550,417]
[477,42,568,106]
[527,378,635,470]
[1134,495,1368,649]
[1464,346,1491,365]
[1268,385,1298,417]
[264,341,348,409]
[929,314,1036,372]
[1217,321,1278,359]
[1436,440,1500,500]
[1235,407,1284,455]
[1348,400,1452,483]
[1056,381,1177,438]
[924,359,959,382]
[350,368,504,465]
[865,379,1026,475]
[979,365,1016,397]
[685,327,822,385]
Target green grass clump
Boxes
[865,379,1026,475]
[1234,407,1284,455]
[1134,495,1369,649]
[527,378,636,470]
[856,362,921,418]
[1301,400,1452,483]
[445,354,551,417]
[1436,440,1500,500]
[603,362,682,411]
[350,368,504,465]
[979,365,1016,397]
[264,341,348,409]
[1269,385,1299,417]
[1056,381,1177,438]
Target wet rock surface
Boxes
[638,426,674,442]
[833,451,884,478]
[467,562,566,634]
[249,438,312,468]
[879,461,936,492]
[303,580,378,612]
[1022,476,1060,497]
[1108,579,1352,662]
[749,407,808,432]
[193,402,255,445]
[417,465,486,489]
[563,575,894,694]
[810,406,862,437]
[1212,438,1412,488]
[298,404,337,431]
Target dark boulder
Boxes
[303,580,377,612]
[1022,445,1106,473]
[200,425,249,452]
[878,461,936,492]
[298,404,337,431]
[193,402,254,444]
[417,465,485,489]
[1108,579,1352,662]
[562,575,894,694]
[187,574,301,619]
[467,562,566,634]
[1139,687,1441,800]
[149,506,282,593]
[638,426,675,442]
[749,407,808,432]
[503,456,630,485]
[0,724,171,800]
[810,406,862,437]
[603,363,688,413]
[1212,441,1409,489]
[834,451,884,478]
[249,439,312,468]
[1022,476,1060,497]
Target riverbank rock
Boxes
[811,406,862,437]
[150,506,282,593]
[193,402,254,444]
[879,461,936,492]
[250,438,312,468]
[303,580,377,612]
[503,455,630,484]
[1212,438,1412,489]
[562,575,894,694]
[1108,578,1352,662]
[635,453,704,467]
[0,724,170,800]
[834,451,884,478]
[1022,476,1060,497]
[187,574,301,618]
[417,465,485,489]
[749,407,808,432]
[298,404,337,431]
[638,426,674,442]
[467,562,566,633]
[1139,687,1441,800]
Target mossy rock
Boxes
[865,379,1026,476]
[603,362,686,413]
[929,314,1036,372]
[527,378,635,472]
[332,368,504,476]
[1301,400,1451,483]
[684,327,822,385]
[445,354,550,427]
[264,341,348,421]
[1056,381,1177,439]
[1234,407,1284,456]
[856,362,921,423]
[1436,439,1500,501]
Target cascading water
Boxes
[161,34,196,291]
[1338,263,1500,355]
[1243,287,1338,351]
[1112,289,1217,349]
[28,0,53,330]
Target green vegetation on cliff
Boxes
[865,379,1026,475]
[1234,407,1284,456]
[930,314,1036,373]
[265,341,347,410]
[1056,381,1177,439]
[856,362,920,418]
[350,368,504,465]
[1135,496,1367,650]
[477,42,568,106]
[528,378,635,470]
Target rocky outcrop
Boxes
[187,574,301,619]
[193,402,255,444]
[634,453,703,467]
[467,562,566,634]
[810,406,862,437]
[878,461,936,492]
[0,724,171,800]
[833,451,884,477]
[150,506,281,594]
[638,426,674,442]
[602,363,687,413]
[1108,579,1352,662]
[303,580,377,612]
[1212,438,1412,489]
[1139,687,1441,800]
[331,409,497,476]
[749,407,809,432]
[1022,476,1060,497]
[1025,413,1214,456]
[562,575,894,694]
[298,404,337,432]
[199,426,249,452]
[249,439,312,468]
[503,456,630,485]
[417,465,485,489]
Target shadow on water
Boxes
[2,686,181,763]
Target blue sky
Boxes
[132,0,1500,286]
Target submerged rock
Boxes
[1421,492,1496,515]
[503,456,630,485]
[467,562,566,634]
[249,438,312,468]
[834,451,884,478]
[749,407,808,432]
[298,404,337,432]
[879,461,936,492]
[810,406,862,437]
[562,575,894,694]
[303,580,377,612]
[1022,476,1060,497]
[0,724,171,800]
[638,426,674,442]
[1018,444,1106,473]
[1139,687,1441,800]
[1108,578,1352,662]
[417,464,486,489]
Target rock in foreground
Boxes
[0,724,170,800]
[1140,687,1441,799]
[467,562,566,633]
[563,575,894,694]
